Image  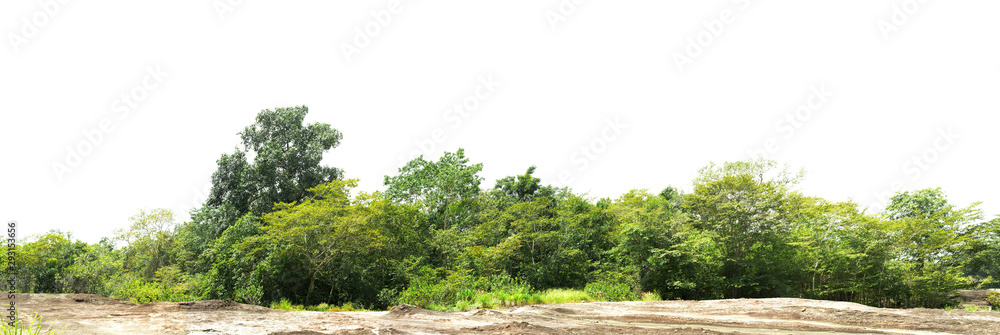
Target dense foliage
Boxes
[6,106,999,311]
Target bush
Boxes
[103,273,164,304]
[640,292,660,301]
[904,264,971,308]
[986,290,1000,310]
[396,268,537,310]
[585,280,637,302]
[270,298,298,311]
[585,272,639,302]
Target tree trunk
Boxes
[306,272,316,305]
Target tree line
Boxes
[7,106,999,310]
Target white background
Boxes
[2,0,998,243]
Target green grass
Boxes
[269,287,660,313]
[535,288,594,304]
[268,299,368,312]
[640,291,661,301]
[268,286,661,313]
[0,311,67,335]
[438,288,659,312]
[943,305,994,312]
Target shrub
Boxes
[234,284,263,305]
[270,298,297,311]
[396,269,537,310]
[640,292,660,301]
[453,300,474,311]
[986,290,1000,310]
[585,280,638,302]
[585,272,639,302]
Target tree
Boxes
[606,189,723,299]
[263,179,372,304]
[174,204,240,274]
[202,213,267,304]
[207,179,424,307]
[783,199,907,306]
[885,188,951,221]
[116,209,177,280]
[693,159,803,186]
[3,231,86,293]
[885,188,979,270]
[683,160,799,297]
[384,148,483,230]
[658,186,683,208]
[184,106,344,276]
[962,216,1000,286]
[883,188,981,307]
[57,238,119,295]
[492,166,556,204]
[206,105,344,217]
[463,196,590,290]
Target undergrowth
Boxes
[392,269,660,311]
[0,311,67,335]
[269,299,369,312]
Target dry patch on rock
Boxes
[463,321,558,334]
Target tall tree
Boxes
[683,160,799,297]
[962,216,1000,286]
[206,180,422,307]
[492,166,556,204]
[3,231,86,293]
[384,148,483,230]
[607,189,723,299]
[207,105,344,216]
[883,188,981,307]
[693,159,803,186]
[115,209,177,280]
[184,106,344,274]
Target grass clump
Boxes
[396,269,537,310]
[640,291,661,301]
[944,305,993,312]
[392,268,666,311]
[269,298,300,311]
[323,302,366,312]
[0,311,67,335]
[536,288,593,304]
[269,299,367,312]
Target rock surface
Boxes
[16,293,1000,334]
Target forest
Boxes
[7,106,999,311]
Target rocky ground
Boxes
[15,291,1000,334]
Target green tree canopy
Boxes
[492,166,556,204]
[684,160,800,297]
[384,148,483,230]
[182,106,344,274]
[207,105,344,216]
